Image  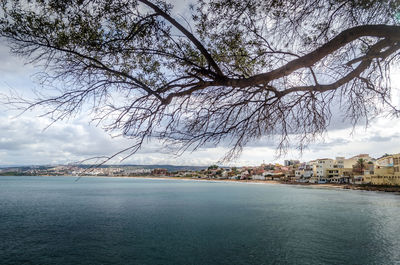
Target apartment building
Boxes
[370,154,400,186]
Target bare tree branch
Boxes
[0,0,399,163]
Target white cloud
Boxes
[298,116,400,160]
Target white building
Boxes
[335,157,345,168]
[309,159,335,182]
[315,159,334,178]
[252,175,266,180]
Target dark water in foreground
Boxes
[1,176,400,265]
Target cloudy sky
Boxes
[1,4,400,167]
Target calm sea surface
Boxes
[1,176,400,265]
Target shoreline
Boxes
[26,174,400,194]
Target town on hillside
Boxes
[1,153,400,187]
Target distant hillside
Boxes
[106,164,208,172]
[0,164,210,172]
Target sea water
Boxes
[1,176,399,265]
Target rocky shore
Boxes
[341,184,400,193]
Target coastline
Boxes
[4,174,399,194]
[58,175,400,194]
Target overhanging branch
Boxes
[229,25,400,87]
[138,0,224,77]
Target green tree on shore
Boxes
[356,158,366,174]
[208,165,219,170]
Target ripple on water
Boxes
[0,176,400,265]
